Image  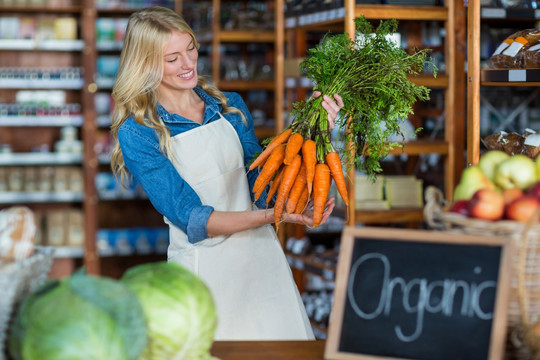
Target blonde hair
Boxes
[110,6,244,185]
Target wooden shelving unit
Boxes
[0,0,286,278]
[208,0,284,137]
[467,3,540,166]
[283,0,465,223]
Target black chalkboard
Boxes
[325,226,513,360]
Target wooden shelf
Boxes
[388,139,449,156]
[355,208,425,224]
[287,4,448,30]
[286,74,448,89]
[219,30,275,43]
[354,4,448,21]
[283,0,463,226]
[254,126,276,139]
[218,80,275,91]
[286,252,336,280]
[467,5,540,165]
[0,191,84,204]
[0,5,82,13]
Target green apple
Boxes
[536,153,540,180]
[478,150,509,182]
[494,154,538,190]
[453,165,497,201]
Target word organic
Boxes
[348,253,496,343]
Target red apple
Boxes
[449,200,471,217]
[505,195,540,223]
[527,181,540,199]
[502,187,524,205]
[468,189,505,221]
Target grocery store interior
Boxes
[1,0,540,346]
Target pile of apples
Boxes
[450,150,540,222]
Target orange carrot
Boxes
[284,132,304,165]
[294,186,309,214]
[274,154,302,226]
[252,144,285,195]
[312,163,331,228]
[286,164,307,214]
[265,167,284,205]
[302,139,317,195]
[325,151,349,207]
[249,129,292,171]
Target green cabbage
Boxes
[121,262,218,360]
[8,270,147,360]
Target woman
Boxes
[110,6,344,340]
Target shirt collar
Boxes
[156,87,222,124]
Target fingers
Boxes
[333,93,344,108]
[321,94,344,130]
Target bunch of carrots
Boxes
[249,123,349,228]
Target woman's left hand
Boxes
[313,92,344,130]
[282,197,336,229]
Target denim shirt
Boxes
[118,87,267,244]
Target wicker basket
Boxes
[0,246,55,360]
[424,186,540,359]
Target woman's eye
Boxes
[166,57,177,63]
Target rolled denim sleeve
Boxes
[225,93,269,209]
[118,121,213,243]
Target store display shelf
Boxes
[196,30,275,43]
[358,140,448,158]
[481,68,540,85]
[0,39,85,51]
[0,79,83,89]
[219,30,275,43]
[0,152,82,165]
[53,245,84,258]
[0,5,82,13]
[0,115,83,127]
[96,77,115,90]
[96,40,124,52]
[52,245,167,259]
[386,139,449,156]
[98,192,148,201]
[481,6,540,20]
[355,207,424,223]
[95,8,142,16]
[285,74,448,89]
[286,4,447,29]
[97,114,112,127]
[218,80,275,91]
[98,153,111,164]
[286,252,336,281]
[0,191,84,204]
[254,125,276,139]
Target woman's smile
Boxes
[178,70,194,79]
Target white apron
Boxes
[165,115,314,341]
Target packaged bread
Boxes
[523,132,540,159]
[487,29,540,69]
[482,129,540,159]
[523,41,540,69]
[481,131,507,151]
[0,206,36,262]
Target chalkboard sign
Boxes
[325,226,513,360]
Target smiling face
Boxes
[159,30,199,94]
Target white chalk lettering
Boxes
[347,253,496,343]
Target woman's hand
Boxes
[281,197,336,229]
[312,92,344,130]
